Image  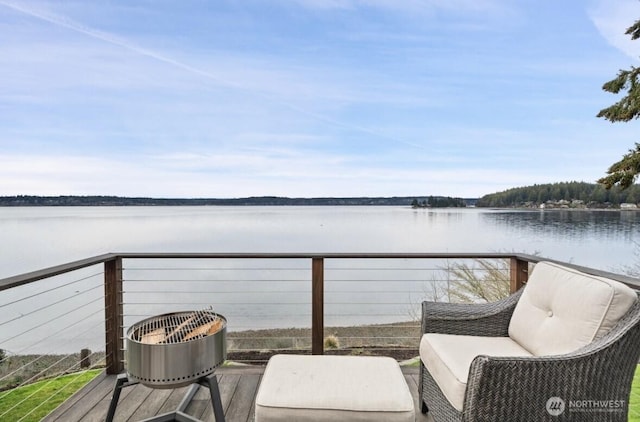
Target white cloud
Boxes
[589,0,640,61]
[0,145,611,198]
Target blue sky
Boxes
[1,0,639,198]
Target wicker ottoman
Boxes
[255,354,415,422]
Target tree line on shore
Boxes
[476,182,640,208]
[0,195,469,207]
[411,196,467,208]
[2,182,639,209]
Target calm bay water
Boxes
[0,206,638,277]
[1,206,639,354]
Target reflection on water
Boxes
[482,210,639,241]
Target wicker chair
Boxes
[419,261,640,422]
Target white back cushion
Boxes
[509,261,636,356]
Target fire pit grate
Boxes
[129,309,224,345]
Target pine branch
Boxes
[597,143,640,189]
[625,19,640,40]
[596,18,640,188]
[597,68,640,122]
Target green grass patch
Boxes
[630,365,640,422]
[0,369,101,422]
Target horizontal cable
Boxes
[226,337,310,340]
[122,290,422,293]
[0,282,103,327]
[122,314,311,319]
[327,313,415,316]
[125,267,308,271]
[326,268,442,272]
[325,290,424,294]
[333,323,419,327]
[325,266,509,271]
[0,308,104,357]
[326,302,422,305]
[325,279,491,283]
[123,290,309,294]
[229,347,307,351]
[319,336,418,340]
[123,302,310,305]
[123,278,310,283]
[0,316,105,373]
[0,297,103,344]
[0,271,103,309]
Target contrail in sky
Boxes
[0,0,425,150]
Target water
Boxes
[0,206,637,277]
[0,206,638,353]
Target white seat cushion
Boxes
[255,354,415,422]
[420,334,532,412]
[509,261,637,356]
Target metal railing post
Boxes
[510,257,529,293]
[312,257,324,355]
[105,257,124,374]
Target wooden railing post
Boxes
[510,257,529,293]
[105,257,124,374]
[312,257,324,355]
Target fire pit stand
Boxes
[106,373,225,422]
[106,310,228,422]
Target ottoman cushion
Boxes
[255,354,415,422]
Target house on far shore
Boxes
[621,203,639,210]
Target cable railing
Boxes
[120,257,313,363]
[0,263,108,421]
[0,266,106,380]
[1,252,639,418]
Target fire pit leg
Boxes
[106,373,224,422]
[177,383,201,413]
[106,374,138,422]
[199,374,225,422]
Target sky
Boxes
[1,0,640,199]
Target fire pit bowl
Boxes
[126,310,227,388]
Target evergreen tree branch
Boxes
[597,18,640,189]
[597,143,640,189]
[625,19,640,40]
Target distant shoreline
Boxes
[0,195,637,210]
[0,195,477,207]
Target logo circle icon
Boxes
[546,396,566,416]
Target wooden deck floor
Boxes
[43,366,431,422]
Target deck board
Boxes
[47,373,115,422]
[127,387,173,421]
[199,373,241,422]
[43,366,432,422]
[111,383,154,420]
[224,373,261,422]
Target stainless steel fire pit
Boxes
[125,309,227,389]
[107,309,227,422]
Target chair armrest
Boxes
[421,289,523,337]
[462,301,640,421]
